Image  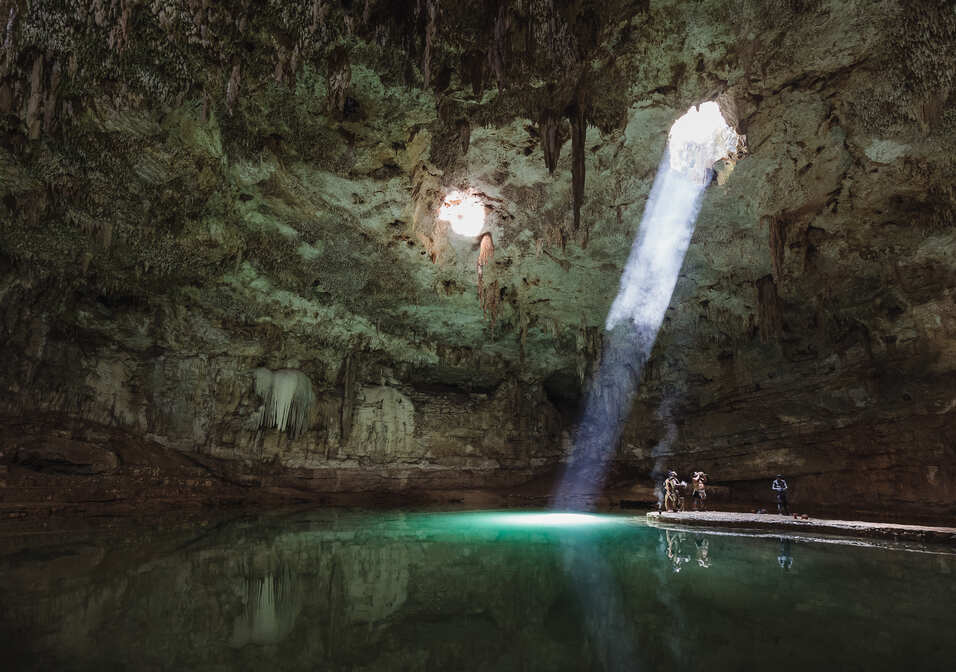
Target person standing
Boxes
[771,474,789,515]
[664,471,682,512]
[691,471,708,510]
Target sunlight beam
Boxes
[552,103,740,509]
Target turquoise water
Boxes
[0,510,952,671]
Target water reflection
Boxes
[695,536,711,569]
[777,537,794,571]
[663,530,691,573]
[231,567,302,647]
[659,531,713,572]
[0,511,952,672]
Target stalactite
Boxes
[575,326,602,384]
[253,368,314,440]
[327,46,350,117]
[767,215,787,281]
[490,0,511,89]
[456,117,470,155]
[1,3,17,77]
[42,60,60,134]
[25,53,42,139]
[423,0,438,88]
[476,232,494,300]
[475,232,500,327]
[225,62,241,115]
[570,96,587,243]
[540,108,561,174]
[107,0,132,52]
[518,308,530,366]
[756,275,782,344]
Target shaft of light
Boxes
[606,161,706,333]
[552,153,709,510]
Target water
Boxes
[1,510,952,671]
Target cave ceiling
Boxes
[1,0,954,410]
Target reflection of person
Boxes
[664,471,682,512]
[695,535,711,568]
[771,474,789,515]
[665,530,690,573]
[777,537,793,570]
[691,471,708,510]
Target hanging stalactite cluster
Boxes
[0,1,623,170]
[253,367,315,440]
[0,0,634,302]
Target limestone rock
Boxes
[0,0,953,518]
[15,439,119,475]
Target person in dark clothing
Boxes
[771,475,789,515]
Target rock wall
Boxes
[0,1,953,519]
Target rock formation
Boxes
[0,1,953,519]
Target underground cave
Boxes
[0,1,954,670]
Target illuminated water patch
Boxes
[485,512,618,527]
[411,511,633,535]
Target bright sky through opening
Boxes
[668,101,740,183]
[438,190,486,236]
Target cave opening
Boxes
[438,190,486,237]
[667,101,742,183]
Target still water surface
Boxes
[0,510,952,671]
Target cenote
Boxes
[2,3,955,671]
[1,510,953,671]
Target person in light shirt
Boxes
[664,471,683,512]
[691,471,708,510]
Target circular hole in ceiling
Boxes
[438,190,486,237]
[668,101,741,183]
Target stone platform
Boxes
[645,511,956,545]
